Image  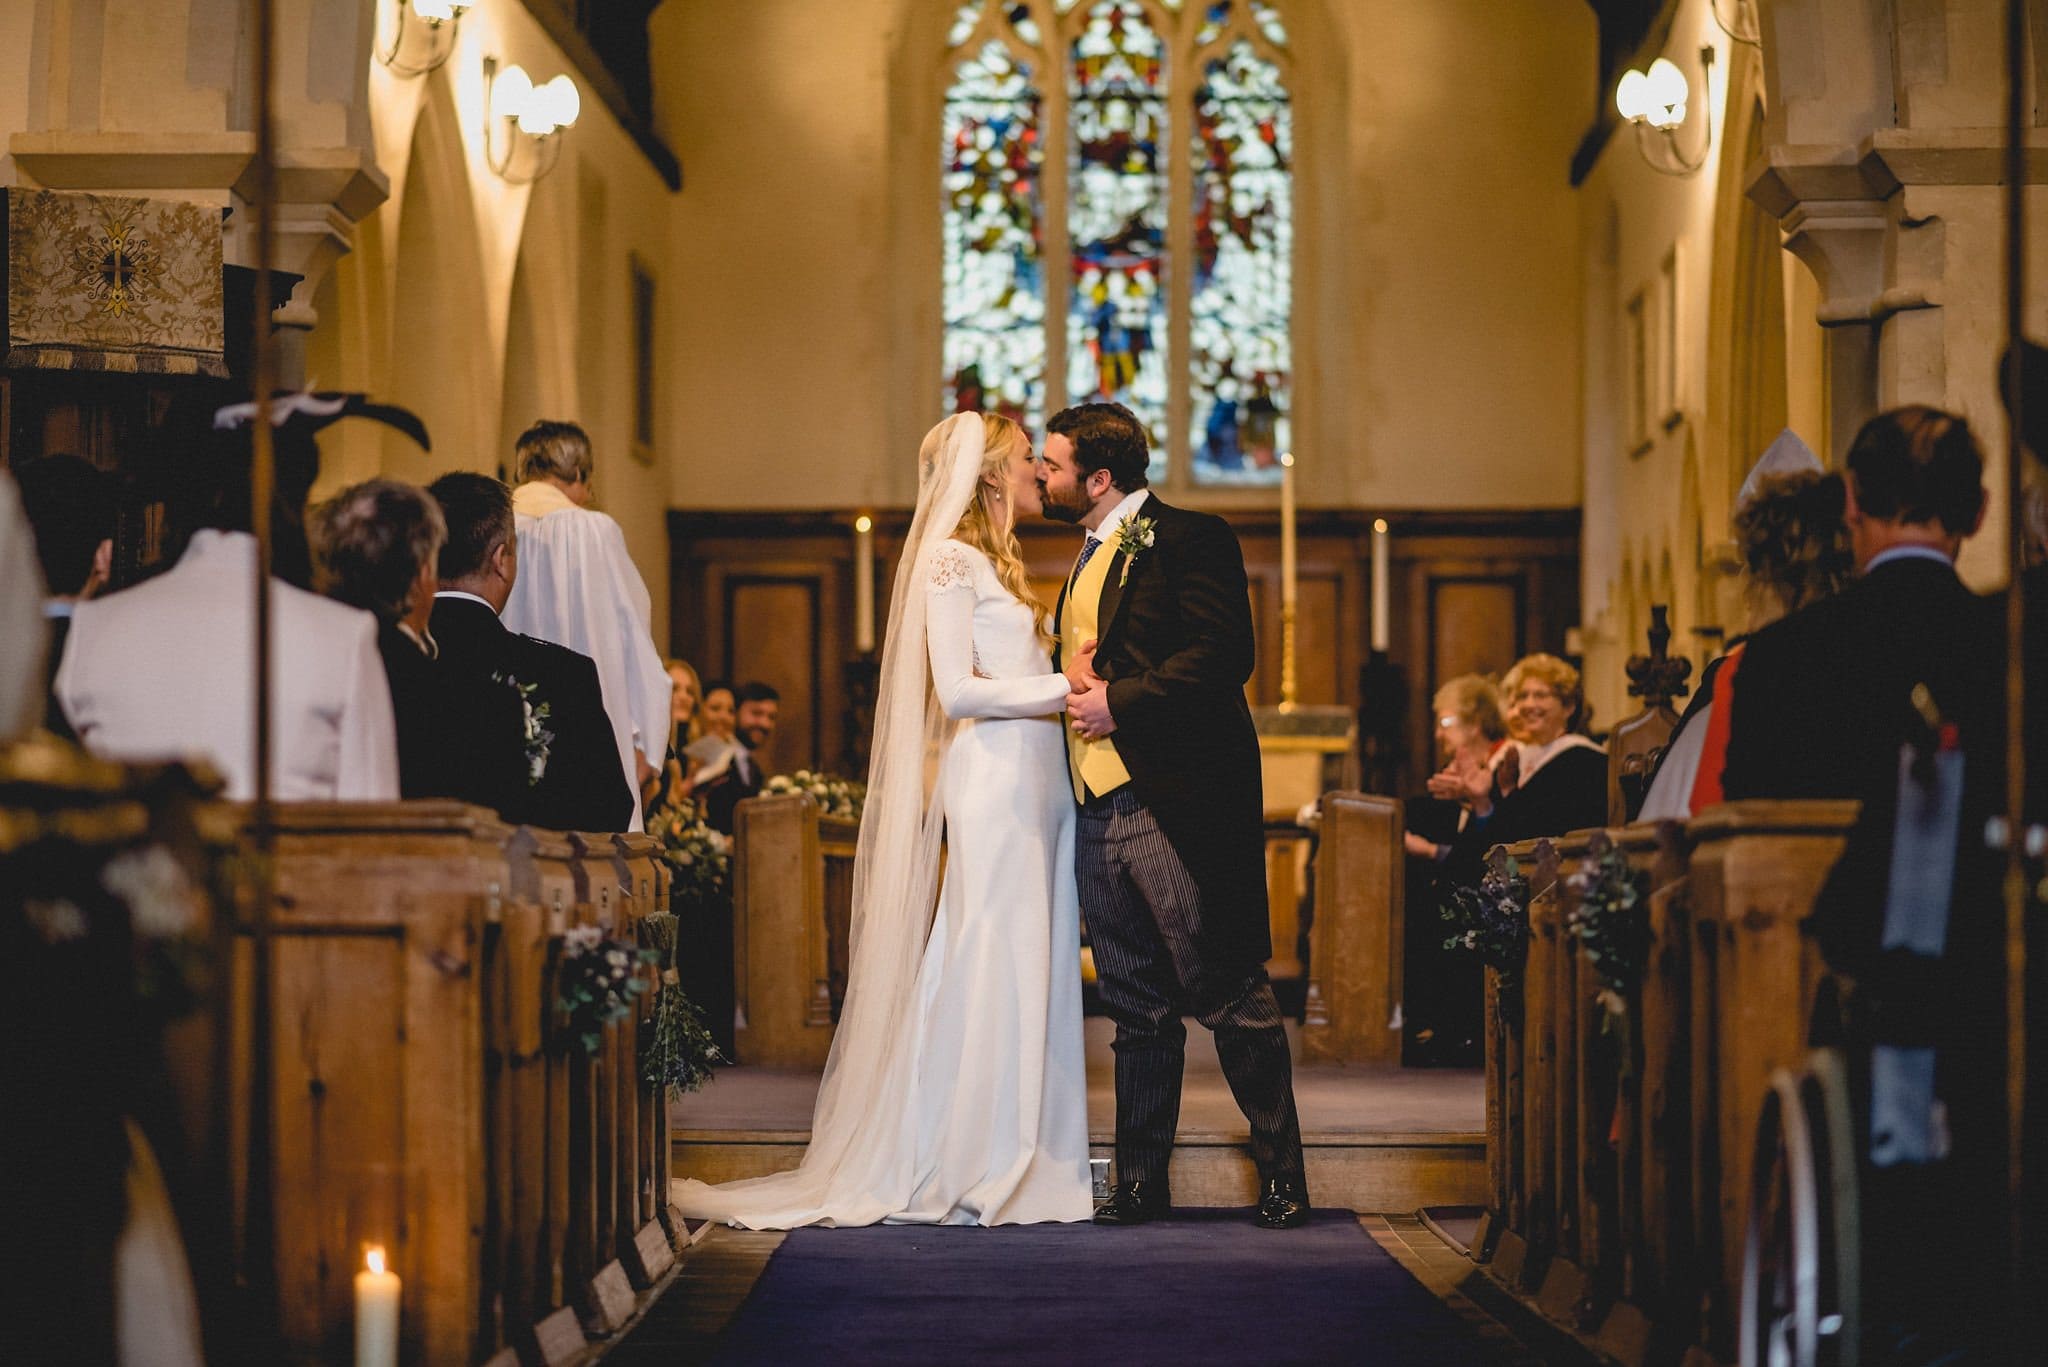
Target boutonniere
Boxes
[493,671,555,785]
[1112,513,1157,587]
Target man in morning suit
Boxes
[426,472,634,833]
[314,478,528,810]
[1721,406,1995,802]
[1040,401,1308,1230]
[15,454,113,741]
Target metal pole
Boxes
[242,0,280,1355]
[2001,0,2030,1350]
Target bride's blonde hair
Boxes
[946,413,1053,646]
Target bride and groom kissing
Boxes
[672,402,1308,1231]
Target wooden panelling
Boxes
[671,509,1579,793]
[724,578,821,778]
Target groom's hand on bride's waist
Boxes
[1067,681,1117,740]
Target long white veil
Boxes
[671,413,987,1227]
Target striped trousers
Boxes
[1077,787,1307,1190]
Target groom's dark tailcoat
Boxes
[1054,498,1270,973]
[1056,495,1304,1189]
[429,596,635,833]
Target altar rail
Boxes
[1480,800,1858,1365]
[211,803,677,1365]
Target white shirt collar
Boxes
[1087,487,1152,545]
[1864,545,1954,572]
[434,589,499,613]
[42,600,75,619]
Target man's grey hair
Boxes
[515,419,595,486]
[314,478,446,623]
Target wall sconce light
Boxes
[484,58,581,183]
[376,0,472,76]
[1616,45,1715,176]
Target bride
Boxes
[670,412,1094,1228]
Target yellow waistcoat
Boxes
[1063,540,1133,802]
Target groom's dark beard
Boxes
[1037,480,1089,524]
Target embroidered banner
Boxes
[4,187,226,376]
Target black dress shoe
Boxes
[1255,1177,1310,1229]
[1093,1180,1171,1226]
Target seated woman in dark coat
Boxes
[1444,653,1607,857]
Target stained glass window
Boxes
[942,21,1047,428]
[939,0,1293,487]
[1189,37,1291,483]
[1067,2,1169,471]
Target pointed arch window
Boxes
[942,0,1294,486]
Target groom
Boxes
[1040,402,1309,1230]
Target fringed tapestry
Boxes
[4,188,225,377]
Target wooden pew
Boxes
[731,793,857,1067]
[1301,792,1404,1064]
[1480,801,1856,1366]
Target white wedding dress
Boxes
[670,536,1091,1227]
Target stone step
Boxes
[671,1126,1487,1213]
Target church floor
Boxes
[671,1019,1489,1211]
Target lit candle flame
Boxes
[854,514,874,534]
[1373,518,1388,534]
[365,1245,387,1276]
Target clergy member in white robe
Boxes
[57,528,400,801]
[500,420,671,830]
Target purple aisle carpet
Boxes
[707,1209,1515,1366]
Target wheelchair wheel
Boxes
[1742,1068,1822,1367]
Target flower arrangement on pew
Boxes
[638,909,724,1095]
[1441,847,1532,989]
[1563,831,1649,1020]
[763,768,867,822]
[557,924,658,1057]
[645,796,732,905]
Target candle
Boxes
[1278,453,1297,609]
[1370,518,1390,652]
[853,514,875,655]
[355,1245,400,1367]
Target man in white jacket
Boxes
[500,420,671,830]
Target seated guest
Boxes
[313,478,526,808]
[699,678,737,744]
[14,454,113,740]
[1403,673,1508,1064]
[426,472,633,833]
[646,657,706,813]
[1443,654,1606,854]
[56,433,398,802]
[501,420,672,826]
[1641,457,1853,819]
[699,680,779,835]
[1721,407,1995,801]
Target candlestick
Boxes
[1370,517,1390,652]
[1279,453,1297,608]
[355,1245,400,1367]
[853,514,875,655]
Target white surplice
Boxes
[501,482,670,831]
[56,530,399,801]
[671,539,1092,1227]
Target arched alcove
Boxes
[498,177,578,477]
[387,71,496,480]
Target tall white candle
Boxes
[1371,518,1390,652]
[853,515,875,655]
[1279,453,1298,609]
[355,1245,400,1367]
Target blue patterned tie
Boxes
[1071,535,1102,585]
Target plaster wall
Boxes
[655,0,1590,514]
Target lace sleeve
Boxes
[925,542,978,596]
